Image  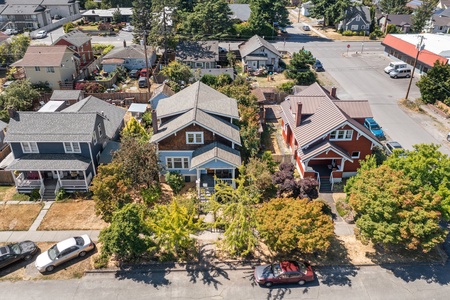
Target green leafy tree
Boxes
[178,0,233,40]
[285,50,316,85]
[209,175,260,257]
[309,0,351,26]
[248,0,290,35]
[132,0,153,41]
[100,203,153,260]
[141,111,153,130]
[161,61,193,91]
[412,0,438,32]
[165,171,185,194]
[63,22,75,33]
[0,80,40,111]
[226,51,236,68]
[256,198,334,254]
[277,81,295,93]
[84,1,98,9]
[347,164,447,252]
[0,34,30,65]
[149,197,203,260]
[380,0,411,14]
[113,136,160,189]
[416,61,450,105]
[121,117,150,141]
[146,0,177,50]
[112,7,123,23]
[240,157,276,199]
[90,163,132,222]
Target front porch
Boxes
[197,170,235,202]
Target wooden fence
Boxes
[0,145,11,162]
[0,170,14,185]
[37,91,151,105]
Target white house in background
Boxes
[238,35,282,73]
[301,2,313,17]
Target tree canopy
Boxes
[379,0,411,14]
[160,61,193,92]
[256,198,334,254]
[121,117,150,142]
[0,34,30,65]
[309,0,351,26]
[416,61,450,105]
[412,0,438,33]
[272,163,319,199]
[285,50,317,85]
[248,0,290,35]
[0,80,40,111]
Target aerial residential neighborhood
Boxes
[1,0,450,299]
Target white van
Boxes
[389,68,412,78]
[384,61,408,74]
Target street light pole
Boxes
[405,35,425,100]
[143,31,151,95]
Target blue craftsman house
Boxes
[150,81,242,194]
[5,96,126,199]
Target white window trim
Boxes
[329,130,353,141]
[186,132,204,144]
[93,131,97,145]
[97,123,103,137]
[21,142,39,153]
[351,151,360,159]
[46,67,55,73]
[166,157,190,169]
[64,142,81,153]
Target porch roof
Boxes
[190,142,241,170]
[6,154,91,171]
[299,140,354,162]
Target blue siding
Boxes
[10,141,92,159]
[159,150,196,176]
[198,160,235,169]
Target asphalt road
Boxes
[2,263,450,300]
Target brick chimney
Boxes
[330,87,337,98]
[296,102,302,127]
[151,109,158,134]
[7,107,16,118]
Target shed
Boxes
[128,103,148,119]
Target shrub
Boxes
[277,81,295,93]
[55,188,68,201]
[369,32,377,40]
[165,171,185,194]
[63,22,75,33]
[93,253,110,269]
[342,30,353,36]
[141,185,161,206]
[30,188,41,201]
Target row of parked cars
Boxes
[0,235,95,273]
[364,117,404,155]
[384,61,411,79]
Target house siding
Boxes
[54,39,93,67]
[10,141,92,159]
[158,123,234,151]
[159,150,195,176]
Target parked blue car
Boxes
[364,118,385,139]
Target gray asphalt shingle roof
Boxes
[190,142,241,169]
[103,44,154,60]
[176,40,219,62]
[5,112,98,143]
[239,35,281,59]
[54,29,90,48]
[50,90,83,101]
[6,154,91,171]
[62,96,126,140]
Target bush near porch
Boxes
[38,200,108,231]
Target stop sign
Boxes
[347,44,350,48]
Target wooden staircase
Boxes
[319,176,332,193]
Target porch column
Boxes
[340,159,345,171]
[56,171,62,187]
[83,170,88,191]
[232,168,236,189]
[38,171,44,189]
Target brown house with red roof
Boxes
[53,30,93,67]
[279,83,382,190]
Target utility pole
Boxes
[405,35,425,100]
[143,31,151,95]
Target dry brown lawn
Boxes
[0,242,96,281]
[38,200,107,231]
[254,72,292,88]
[0,186,17,201]
[0,203,43,231]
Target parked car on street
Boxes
[254,261,314,287]
[303,25,311,31]
[0,241,38,269]
[138,76,149,88]
[389,68,412,79]
[385,141,403,155]
[364,118,385,139]
[4,28,18,35]
[129,69,140,78]
[122,25,133,32]
[35,30,47,39]
[35,235,95,273]
[313,60,324,72]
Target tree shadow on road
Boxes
[115,262,174,287]
[185,242,230,289]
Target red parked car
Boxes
[254,261,314,287]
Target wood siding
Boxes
[158,123,234,151]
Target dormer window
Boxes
[21,142,38,153]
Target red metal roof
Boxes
[382,34,448,67]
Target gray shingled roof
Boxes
[62,96,126,140]
[6,154,91,171]
[2,4,46,14]
[239,35,281,59]
[176,40,219,62]
[0,120,7,131]
[5,112,98,143]
[53,30,90,48]
[280,82,381,149]
[229,4,251,21]
[50,90,83,100]
[190,142,241,169]
[103,44,154,60]
[156,81,239,119]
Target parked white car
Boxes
[4,28,18,35]
[35,235,95,273]
[35,30,47,39]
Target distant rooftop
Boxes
[391,33,450,58]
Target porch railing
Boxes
[16,173,41,188]
[214,178,233,186]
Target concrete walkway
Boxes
[1,200,101,243]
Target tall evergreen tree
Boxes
[412,0,438,33]
[248,0,290,35]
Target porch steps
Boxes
[41,185,56,201]
[319,177,332,193]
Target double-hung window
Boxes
[329,130,353,141]
[64,142,81,153]
[186,132,203,144]
[46,67,55,73]
[21,142,39,153]
[166,157,189,169]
